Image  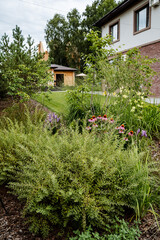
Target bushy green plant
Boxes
[84,30,157,137]
[66,85,102,125]
[0,120,156,236]
[0,106,47,184]
[141,103,160,137]
[70,219,141,240]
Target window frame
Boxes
[109,19,120,43]
[133,2,151,35]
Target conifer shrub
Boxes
[0,120,156,237]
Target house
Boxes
[50,64,77,87]
[38,42,77,87]
[94,0,160,97]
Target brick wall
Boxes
[140,41,160,97]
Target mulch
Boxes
[0,184,160,240]
[0,97,160,240]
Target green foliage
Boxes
[82,0,117,32]
[0,25,51,99]
[0,101,46,126]
[45,14,68,65]
[0,116,158,236]
[70,219,141,240]
[85,31,155,94]
[141,103,160,137]
[45,0,118,70]
[84,30,158,137]
[66,85,102,125]
[0,104,46,184]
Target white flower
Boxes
[137,92,141,96]
[122,95,128,98]
[131,106,135,112]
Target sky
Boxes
[0,0,95,50]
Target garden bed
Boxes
[0,184,160,240]
[0,97,160,239]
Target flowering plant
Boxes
[45,112,61,134]
[86,114,148,147]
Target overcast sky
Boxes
[0,0,97,50]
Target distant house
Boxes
[94,0,160,97]
[50,64,77,87]
[38,42,77,87]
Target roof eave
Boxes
[94,0,140,27]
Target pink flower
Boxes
[119,130,124,134]
[119,124,125,130]
[86,126,91,130]
[124,137,129,141]
[110,118,114,123]
[97,115,102,119]
[88,118,96,123]
[102,114,108,121]
[128,131,134,136]
[93,124,98,128]
[115,126,120,130]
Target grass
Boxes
[33,91,107,116]
[32,91,68,115]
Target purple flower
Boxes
[48,114,52,122]
[136,128,141,135]
[57,118,60,123]
[141,130,147,137]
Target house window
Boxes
[134,3,150,34]
[109,20,120,43]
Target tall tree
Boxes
[45,14,68,66]
[0,25,50,99]
[44,0,118,70]
[66,8,83,69]
[82,0,117,32]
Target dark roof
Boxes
[51,64,77,72]
[94,0,140,27]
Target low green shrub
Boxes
[70,219,141,240]
[1,121,157,237]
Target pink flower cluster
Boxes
[86,115,115,130]
[115,124,134,140]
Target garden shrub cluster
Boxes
[0,108,159,237]
[0,29,160,239]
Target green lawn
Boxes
[33,91,107,116]
[33,91,68,115]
